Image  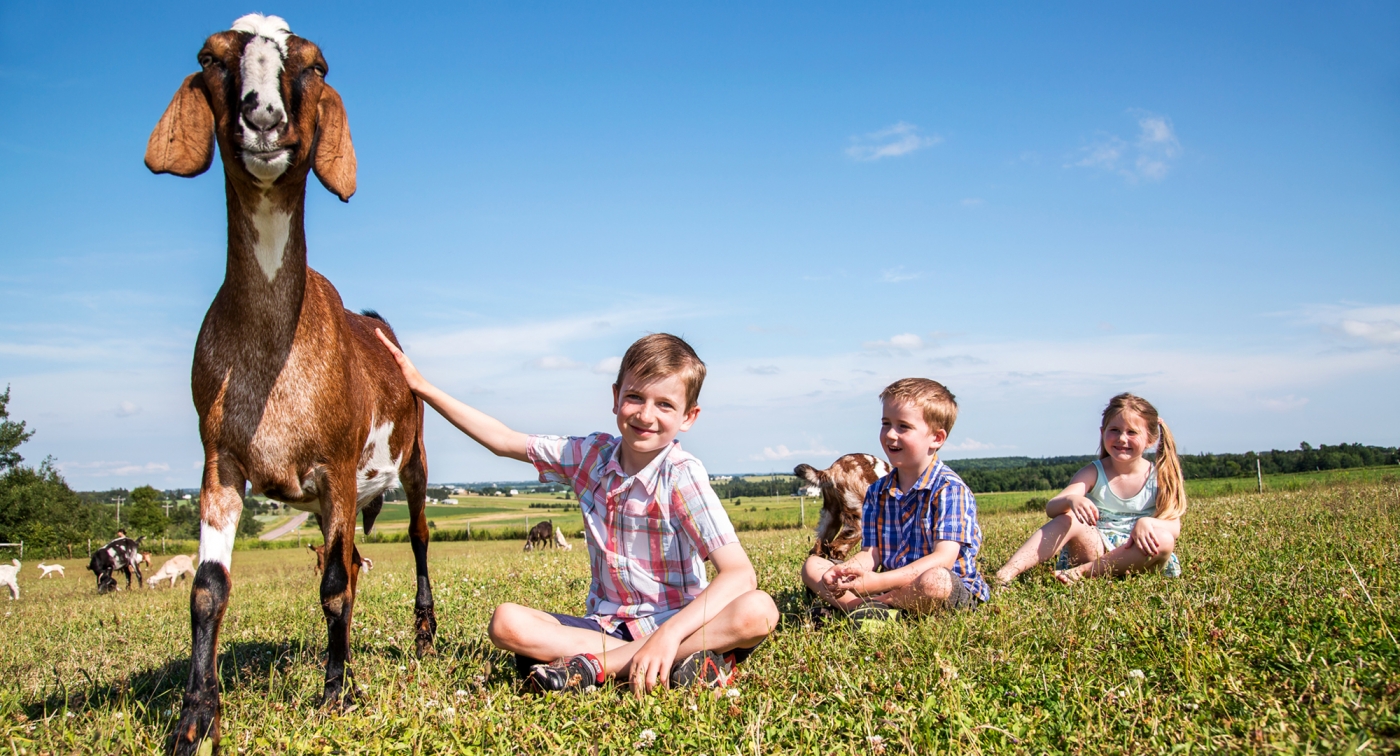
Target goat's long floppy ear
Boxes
[145,74,214,177]
[314,84,357,202]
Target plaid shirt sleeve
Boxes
[928,478,978,545]
[861,479,883,556]
[527,433,606,488]
[669,459,738,560]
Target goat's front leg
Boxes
[172,458,243,756]
[401,441,436,656]
[319,468,361,707]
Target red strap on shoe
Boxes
[580,653,605,684]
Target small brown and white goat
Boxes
[145,15,436,754]
[0,560,19,600]
[552,527,572,551]
[147,555,198,588]
[794,454,890,562]
[37,562,66,579]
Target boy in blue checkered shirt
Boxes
[801,378,988,620]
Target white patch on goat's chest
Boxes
[250,197,291,281]
[356,420,402,506]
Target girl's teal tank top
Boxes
[1087,458,1158,539]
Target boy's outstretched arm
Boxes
[376,329,529,462]
[627,542,758,694]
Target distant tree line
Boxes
[946,443,1399,493]
[710,477,805,500]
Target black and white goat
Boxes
[145,15,435,754]
[86,537,144,594]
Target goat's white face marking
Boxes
[250,197,291,281]
[356,420,402,507]
[198,520,238,570]
[231,14,294,184]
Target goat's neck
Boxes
[221,178,309,334]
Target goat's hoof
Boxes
[321,683,356,709]
[415,637,438,657]
[170,707,219,756]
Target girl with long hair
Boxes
[994,393,1185,586]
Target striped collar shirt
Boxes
[862,458,989,601]
[528,432,739,637]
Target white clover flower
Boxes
[726,687,741,698]
[398,665,407,672]
[114,712,124,720]
[638,729,657,745]
[442,706,455,716]
[1129,669,1145,679]
[456,689,468,697]
[868,735,884,745]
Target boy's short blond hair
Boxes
[615,333,707,411]
[879,378,958,434]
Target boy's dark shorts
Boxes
[513,612,758,677]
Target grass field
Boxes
[2,476,1397,753]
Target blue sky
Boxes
[2,2,1397,490]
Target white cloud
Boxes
[943,438,1005,452]
[529,356,582,370]
[116,401,142,417]
[881,266,922,283]
[750,443,839,462]
[1299,303,1400,349]
[846,121,942,161]
[1068,112,1181,183]
[863,333,925,351]
[592,356,623,375]
[58,460,171,477]
[746,365,781,375]
[1258,395,1309,412]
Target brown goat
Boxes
[145,14,435,754]
[794,454,891,561]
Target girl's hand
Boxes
[1131,517,1165,556]
[375,329,428,395]
[1069,496,1100,526]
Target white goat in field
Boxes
[0,560,20,600]
[553,528,572,551]
[146,555,197,588]
[37,562,66,579]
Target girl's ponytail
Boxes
[1153,419,1187,520]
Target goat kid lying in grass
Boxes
[145,14,435,755]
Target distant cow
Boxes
[524,521,553,551]
[794,454,891,562]
[87,537,144,594]
[147,554,197,588]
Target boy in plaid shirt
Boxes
[801,378,988,623]
[379,331,777,694]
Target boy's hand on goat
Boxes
[823,560,871,595]
[376,329,429,395]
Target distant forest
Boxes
[946,443,1400,493]
[711,443,1399,498]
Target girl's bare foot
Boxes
[1054,564,1091,585]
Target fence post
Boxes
[799,496,805,529]
[1256,458,1263,494]
[17,542,21,560]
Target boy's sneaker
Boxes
[808,602,839,628]
[669,650,735,689]
[523,653,604,694]
[847,600,899,633]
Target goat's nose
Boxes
[241,94,286,133]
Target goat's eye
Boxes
[198,52,218,69]
[311,64,327,77]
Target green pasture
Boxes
[2,471,1397,753]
